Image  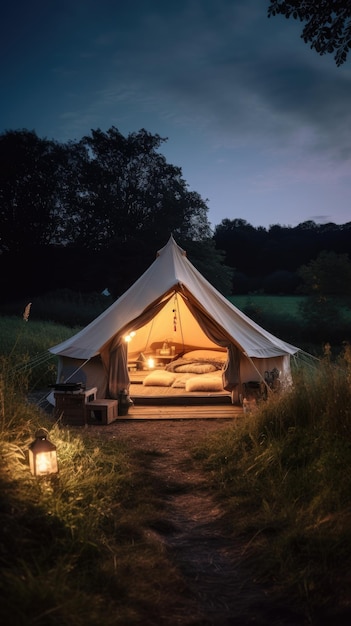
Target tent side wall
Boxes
[240,354,292,385]
[57,356,108,399]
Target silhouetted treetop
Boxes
[268,1,351,66]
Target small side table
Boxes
[86,399,118,425]
[54,387,97,425]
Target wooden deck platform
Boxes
[120,403,244,420]
[125,371,243,419]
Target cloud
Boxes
[73,0,351,162]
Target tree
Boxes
[297,250,351,343]
[0,130,88,254]
[0,131,63,253]
[77,127,211,250]
[263,270,300,294]
[214,219,267,276]
[268,1,351,66]
[0,127,211,256]
[298,250,351,296]
[0,127,216,298]
[177,237,233,295]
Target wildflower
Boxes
[23,302,32,322]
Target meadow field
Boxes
[0,312,351,624]
[230,294,306,318]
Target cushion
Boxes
[171,373,194,388]
[143,370,176,387]
[185,375,224,392]
[174,362,217,374]
[183,349,227,362]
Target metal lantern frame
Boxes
[28,428,58,477]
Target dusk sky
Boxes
[1,0,351,230]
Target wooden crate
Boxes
[86,399,118,425]
[54,388,97,425]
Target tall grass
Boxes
[193,344,351,622]
[0,314,82,391]
[0,289,113,327]
[0,358,183,625]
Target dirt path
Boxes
[94,419,301,626]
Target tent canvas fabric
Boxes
[49,236,300,401]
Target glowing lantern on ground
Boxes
[28,429,58,477]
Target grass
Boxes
[230,294,351,352]
[230,294,307,319]
[0,315,81,356]
[231,294,351,322]
[0,289,113,327]
[0,313,192,625]
[0,362,183,625]
[192,345,351,623]
[0,315,82,390]
[1,313,351,623]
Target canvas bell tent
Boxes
[49,236,301,403]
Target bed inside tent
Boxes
[122,289,287,405]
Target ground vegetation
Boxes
[1,325,351,624]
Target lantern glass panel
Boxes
[35,450,58,476]
[28,432,58,476]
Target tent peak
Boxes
[156,235,186,258]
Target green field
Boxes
[229,295,306,319]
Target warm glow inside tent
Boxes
[49,236,301,402]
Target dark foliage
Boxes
[0,128,211,256]
[214,219,351,295]
[268,1,351,66]
[0,130,351,302]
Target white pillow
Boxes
[185,376,224,392]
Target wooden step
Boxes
[119,404,243,420]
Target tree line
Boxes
[0,128,350,304]
[214,218,351,295]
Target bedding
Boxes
[142,351,227,393]
[143,370,176,387]
[165,350,226,375]
[142,371,224,392]
[181,349,227,362]
[185,375,223,392]
[171,373,194,388]
[173,362,217,374]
